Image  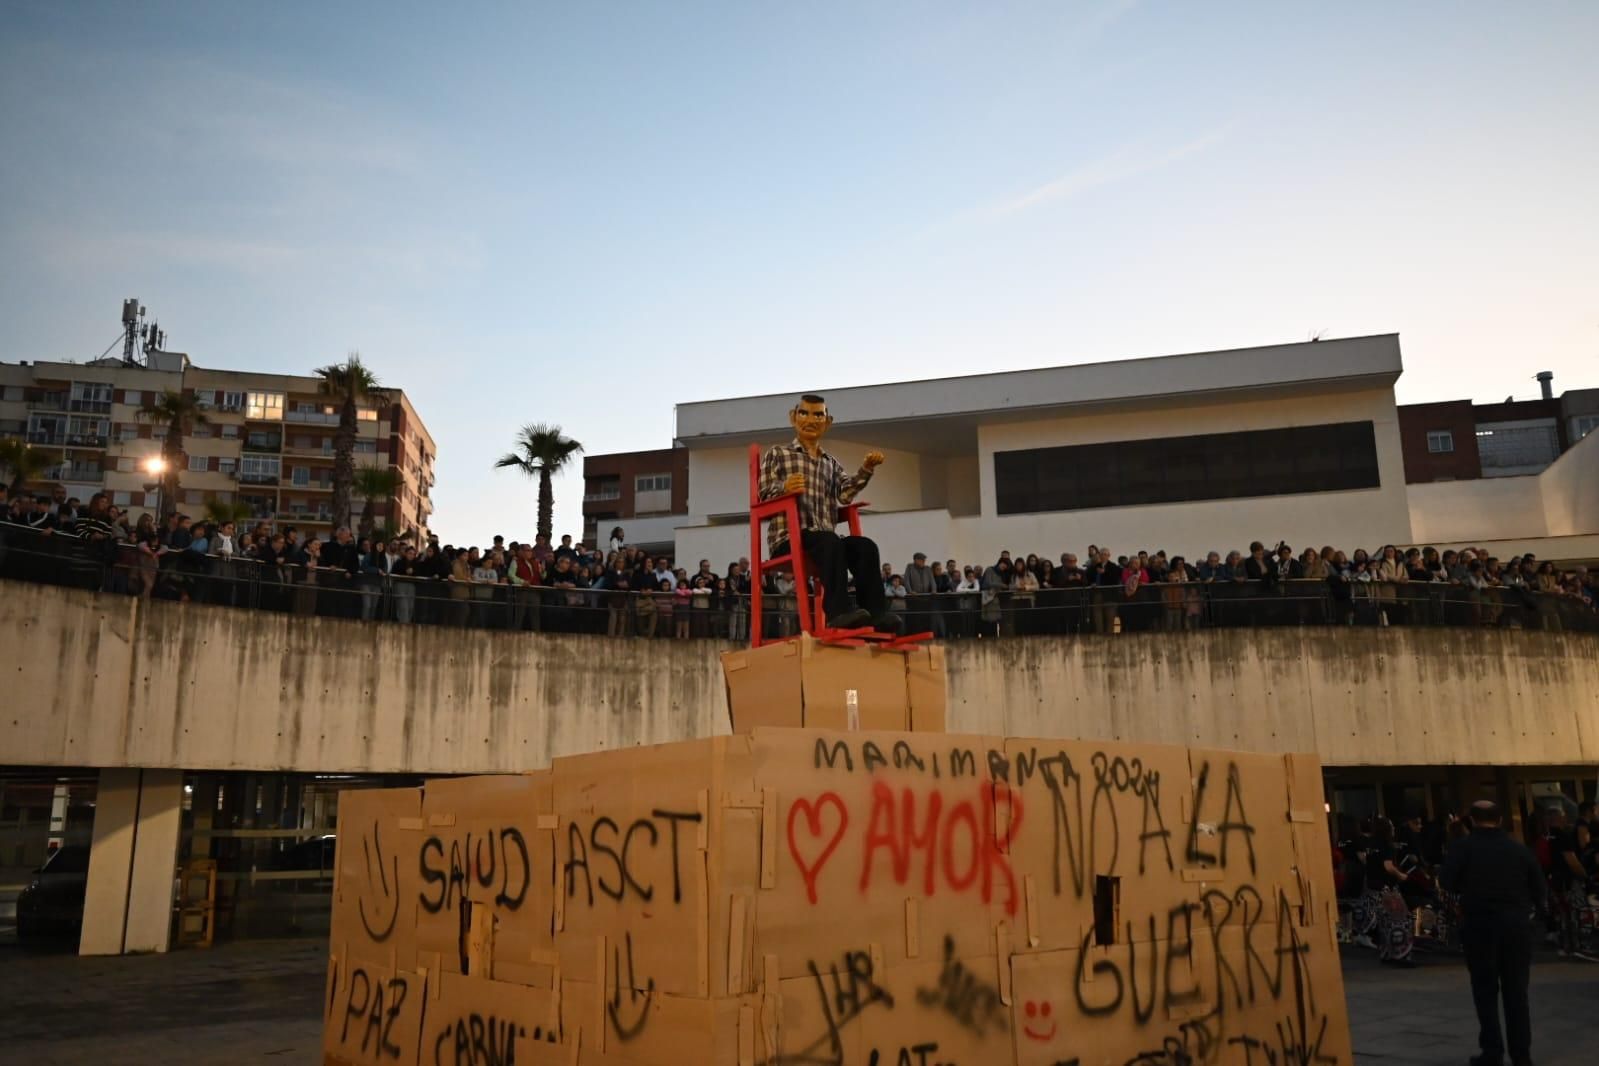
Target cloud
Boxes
[983,125,1232,217]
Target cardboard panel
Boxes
[905,645,948,734]
[1181,749,1297,905]
[1002,737,1198,954]
[322,959,426,1066]
[799,640,911,731]
[553,736,758,999]
[414,772,558,987]
[749,728,1015,981]
[559,979,751,1065]
[332,787,424,973]
[422,971,562,1065]
[722,643,804,732]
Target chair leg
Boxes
[790,533,812,636]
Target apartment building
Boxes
[0,354,435,539]
[580,446,688,552]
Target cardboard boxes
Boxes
[323,729,1352,1065]
[720,635,947,733]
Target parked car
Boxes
[15,844,89,942]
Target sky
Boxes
[3,1,1596,544]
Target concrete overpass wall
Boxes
[3,580,1596,773]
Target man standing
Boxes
[903,552,939,636]
[758,393,888,630]
[1441,800,1544,1066]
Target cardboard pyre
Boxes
[323,728,1352,1065]
[721,636,948,733]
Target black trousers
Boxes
[776,531,886,621]
[1462,910,1532,1062]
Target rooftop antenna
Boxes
[120,299,146,364]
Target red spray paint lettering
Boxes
[857,780,1023,915]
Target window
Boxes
[218,458,237,476]
[636,473,672,493]
[191,424,212,439]
[1,386,22,402]
[117,457,134,473]
[245,391,283,420]
[188,455,210,473]
[993,421,1382,515]
[1425,430,1454,454]
[65,417,109,444]
[353,440,376,454]
[292,466,309,486]
[123,389,143,407]
[221,424,239,439]
[220,391,245,411]
[357,406,378,422]
[1573,414,1599,442]
[112,491,131,506]
[240,455,280,483]
[70,382,112,412]
[184,490,204,505]
[117,425,138,442]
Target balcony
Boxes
[284,409,340,426]
[29,394,68,411]
[243,435,283,453]
[42,465,104,482]
[26,431,63,445]
[239,472,280,486]
[69,398,112,414]
[65,434,109,448]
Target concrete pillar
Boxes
[79,768,185,956]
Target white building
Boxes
[671,335,1428,569]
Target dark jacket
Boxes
[1441,826,1546,917]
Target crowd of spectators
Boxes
[3,488,1596,638]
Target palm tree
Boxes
[313,352,390,530]
[494,423,583,544]
[203,498,253,527]
[352,466,401,538]
[0,439,55,495]
[137,390,209,519]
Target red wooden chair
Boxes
[747,442,866,648]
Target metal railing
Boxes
[1,521,1595,638]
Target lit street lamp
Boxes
[144,456,167,518]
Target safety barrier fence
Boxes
[2,521,1594,637]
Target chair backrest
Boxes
[747,442,762,509]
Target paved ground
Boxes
[0,938,1595,1064]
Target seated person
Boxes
[759,393,893,631]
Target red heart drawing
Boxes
[787,792,849,905]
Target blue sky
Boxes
[3,1,1596,544]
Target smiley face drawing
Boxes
[1022,999,1056,1042]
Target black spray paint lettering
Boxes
[607,931,654,1042]
[431,1013,542,1066]
[418,828,531,915]
[866,1044,943,1066]
[339,966,411,1060]
[357,821,400,943]
[1070,903,1214,1021]
[1184,760,1257,874]
[759,949,895,1066]
[915,935,1008,1038]
[1122,1016,1220,1066]
[563,808,701,907]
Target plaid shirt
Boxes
[759,439,873,555]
